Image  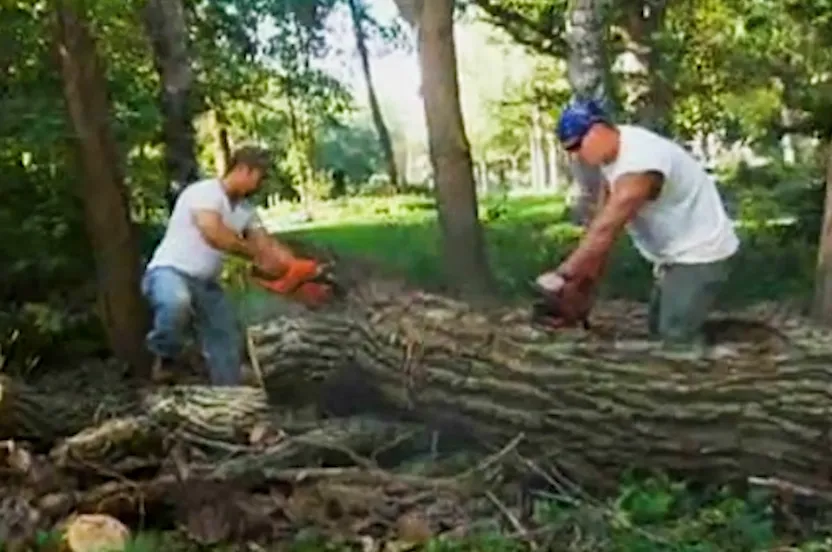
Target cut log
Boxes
[60,514,130,552]
[247,287,832,498]
[0,376,271,446]
[0,375,126,444]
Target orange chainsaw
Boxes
[251,258,342,308]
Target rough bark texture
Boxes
[246,281,832,497]
[393,0,496,300]
[348,0,399,189]
[565,0,612,227]
[621,0,672,133]
[0,375,268,445]
[0,370,435,473]
[391,0,422,28]
[142,0,200,211]
[813,141,832,324]
[54,2,150,374]
[213,109,231,176]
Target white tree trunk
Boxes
[547,129,559,190]
[780,108,796,165]
[565,0,610,225]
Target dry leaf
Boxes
[395,511,432,545]
[0,494,40,550]
[182,502,232,545]
[37,492,74,519]
[6,442,32,474]
[359,535,378,552]
[174,481,238,545]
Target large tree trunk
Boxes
[621,0,672,133]
[347,0,400,189]
[813,141,832,324]
[142,0,200,211]
[565,0,612,227]
[244,277,832,498]
[54,1,150,375]
[393,0,496,300]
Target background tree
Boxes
[54,0,150,373]
[392,0,496,299]
[142,0,200,211]
[346,0,400,189]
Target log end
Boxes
[60,514,130,552]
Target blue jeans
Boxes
[141,266,241,385]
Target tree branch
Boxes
[471,0,568,58]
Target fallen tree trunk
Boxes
[248,287,832,497]
[0,376,269,445]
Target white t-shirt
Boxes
[147,178,260,280]
[600,125,739,265]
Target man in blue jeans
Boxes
[142,146,313,385]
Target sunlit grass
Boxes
[253,192,815,309]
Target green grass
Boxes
[251,192,817,310]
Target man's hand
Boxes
[531,276,596,329]
[245,227,296,278]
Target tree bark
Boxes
[530,104,546,191]
[0,375,266,445]
[813,141,832,324]
[213,108,231,175]
[621,0,672,133]
[246,285,832,498]
[393,0,496,300]
[54,2,150,375]
[142,0,200,211]
[565,0,612,227]
[347,0,400,189]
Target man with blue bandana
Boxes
[535,99,739,349]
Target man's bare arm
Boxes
[244,226,295,267]
[558,171,662,281]
[193,209,257,259]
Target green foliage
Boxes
[0,0,376,376]
[314,116,387,188]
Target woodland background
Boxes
[5,0,832,550]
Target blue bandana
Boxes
[556,99,608,148]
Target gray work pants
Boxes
[647,258,731,349]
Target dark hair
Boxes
[226,146,272,175]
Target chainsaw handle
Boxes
[529,280,561,300]
[529,280,592,331]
